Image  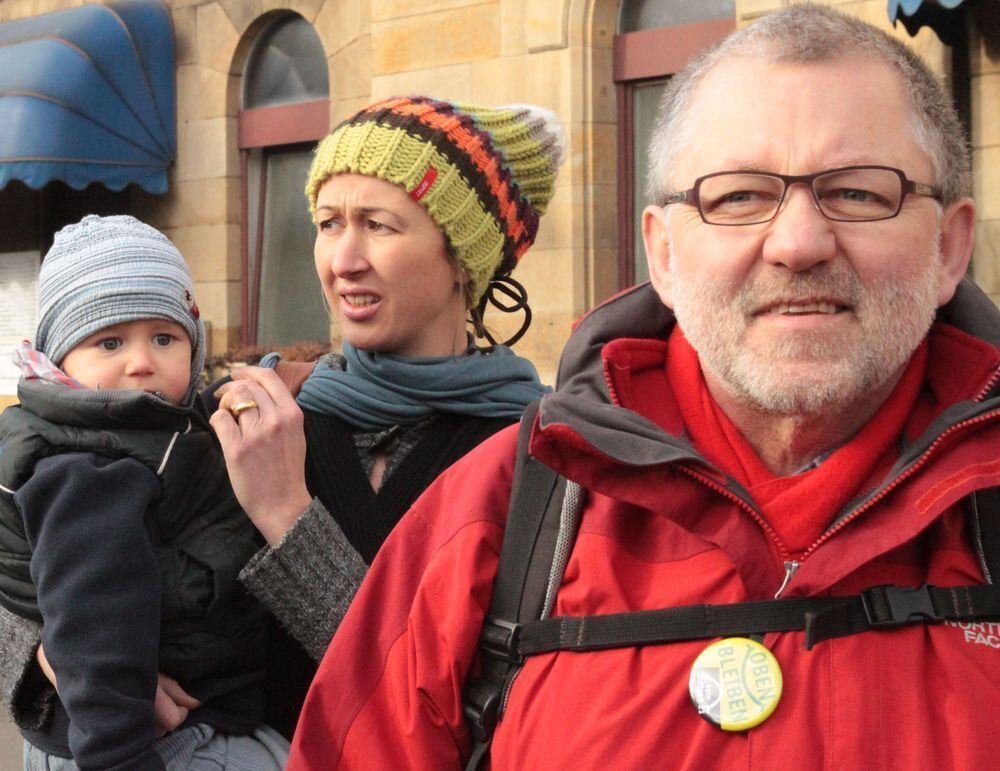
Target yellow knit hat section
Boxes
[450,102,562,218]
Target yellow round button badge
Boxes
[688,637,783,731]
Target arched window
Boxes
[615,0,734,287]
[240,13,329,347]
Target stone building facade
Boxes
[0,0,995,406]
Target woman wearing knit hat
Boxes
[209,95,566,733]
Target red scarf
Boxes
[666,328,928,557]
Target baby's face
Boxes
[60,318,193,404]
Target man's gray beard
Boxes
[669,252,941,416]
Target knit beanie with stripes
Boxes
[305,96,566,305]
[35,214,206,402]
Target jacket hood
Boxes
[538,284,692,468]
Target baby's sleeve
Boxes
[18,452,165,771]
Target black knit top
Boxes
[304,410,513,563]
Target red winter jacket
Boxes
[289,281,1000,770]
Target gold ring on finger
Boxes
[229,400,259,419]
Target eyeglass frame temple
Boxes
[662,165,942,223]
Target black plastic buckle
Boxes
[462,678,502,743]
[861,585,942,627]
[480,617,523,664]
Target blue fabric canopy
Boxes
[0,0,175,194]
[888,0,968,45]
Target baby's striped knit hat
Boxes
[305,96,566,304]
[35,214,206,403]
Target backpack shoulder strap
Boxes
[968,487,1000,584]
[463,400,567,770]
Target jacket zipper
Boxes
[968,367,1000,585]
[969,492,993,584]
[500,668,520,717]
[676,465,791,562]
[774,561,801,598]
[678,394,1000,594]
[799,408,1000,562]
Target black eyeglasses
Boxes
[664,165,941,226]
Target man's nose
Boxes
[761,183,837,272]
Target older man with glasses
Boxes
[287,6,1000,770]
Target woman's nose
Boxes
[329,227,369,277]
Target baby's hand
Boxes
[38,645,194,737]
[154,674,200,737]
[36,643,56,689]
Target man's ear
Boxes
[936,197,976,307]
[643,204,674,307]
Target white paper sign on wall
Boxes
[0,251,40,396]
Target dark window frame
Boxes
[613,18,734,287]
[238,96,329,345]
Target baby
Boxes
[0,215,286,770]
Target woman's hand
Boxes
[211,366,313,546]
[37,645,198,737]
[153,674,200,737]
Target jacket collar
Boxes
[539,278,1000,469]
[532,280,1000,596]
[16,377,196,432]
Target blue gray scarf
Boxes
[262,341,550,431]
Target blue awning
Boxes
[0,0,175,194]
[888,0,968,45]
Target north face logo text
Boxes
[947,620,1000,649]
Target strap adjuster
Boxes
[480,617,523,664]
[861,585,942,627]
[462,679,502,742]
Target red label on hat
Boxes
[410,167,438,201]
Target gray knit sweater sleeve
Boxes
[238,498,367,661]
[0,603,52,730]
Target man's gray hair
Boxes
[647,4,971,206]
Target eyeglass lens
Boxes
[698,168,904,224]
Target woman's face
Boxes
[313,174,469,357]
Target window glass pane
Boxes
[632,80,667,285]
[618,0,734,34]
[255,146,330,347]
[243,15,329,109]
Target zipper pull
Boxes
[774,560,801,598]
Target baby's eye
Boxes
[98,338,122,351]
[152,333,174,347]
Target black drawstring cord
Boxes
[473,275,532,347]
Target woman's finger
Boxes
[217,378,274,418]
[231,366,298,410]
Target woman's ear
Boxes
[455,267,472,297]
